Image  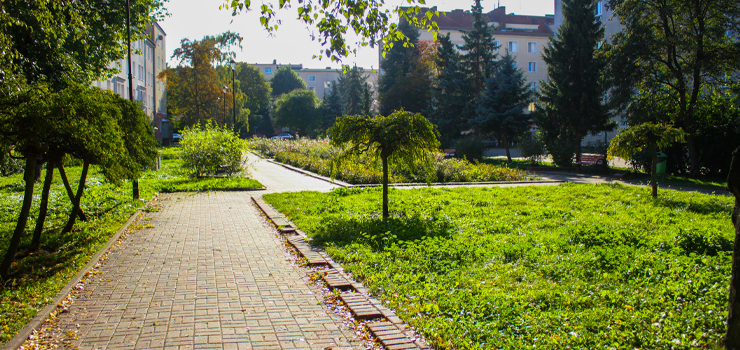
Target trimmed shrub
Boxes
[180,122,247,177]
[519,133,547,164]
[454,136,485,162]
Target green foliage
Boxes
[222,0,440,63]
[607,123,686,162]
[472,52,533,161]
[538,0,613,160]
[459,0,499,96]
[428,33,470,145]
[377,21,432,116]
[264,184,734,349]
[249,138,533,184]
[454,136,485,162]
[271,89,321,136]
[179,122,247,177]
[337,66,372,116]
[321,84,343,130]
[236,63,272,136]
[519,132,547,164]
[0,151,23,177]
[606,0,740,176]
[270,66,306,97]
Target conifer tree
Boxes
[537,0,613,164]
[378,20,432,115]
[460,0,499,97]
[321,84,342,129]
[338,66,372,116]
[472,53,533,161]
[428,33,470,145]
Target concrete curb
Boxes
[3,208,145,350]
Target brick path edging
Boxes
[3,207,145,350]
[251,194,431,349]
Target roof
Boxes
[410,6,555,37]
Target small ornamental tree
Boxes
[607,123,685,198]
[328,110,439,219]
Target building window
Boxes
[530,82,537,90]
[528,62,537,72]
[265,68,272,74]
[493,41,500,51]
[528,102,536,112]
[309,86,315,91]
[508,41,518,53]
[527,42,537,53]
[595,1,603,16]
[512,60,518,68]
[308,75,316,82]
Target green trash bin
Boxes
[656,152,667,175]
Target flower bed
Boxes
[250,138,535,184]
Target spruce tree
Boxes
[472,53,533,161]
[338,66,371,115]
[321,83,342,129]
[377,20,431,115]
[460,0,498,97]
[428,33,470,146]
[537,0,612,163]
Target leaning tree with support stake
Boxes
[329,110,439,220]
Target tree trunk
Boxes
[503,133,512,162]
[650,143,658,198]
[30,162,54,252]
[62,160,89,233]
[0,156,37,280]
[575,139,582,164]
[686,132,699,177]
[382,155,389,220]
[133,179,139,200]
[725,147,740,349]
[57,161,86,221]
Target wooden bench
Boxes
[443,149,456,158]
[574,154,607,172]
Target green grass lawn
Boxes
[481,157,555,170]
[0,149,261,344]
[264,184,734,349]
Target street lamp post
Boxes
[222,86,228,125]
[229,59,237,134]
[125,0,140,200]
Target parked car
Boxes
[172,133,182,142]
[271,133,293,140]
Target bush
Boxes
[0,152,23,177]
[180,122,247,177]
[518,133,546,164]
[545,136,577,167]
[454,136,485,162]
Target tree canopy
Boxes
[329,110,439,219]
[537,0,612,164]
[221,0,440,62]
[270,66,307,97]
[236,63,272,135]
[428,33,470,146]
[606,0,740,176]
[459,0,498,97]
[472,52,533,161]
[271,89,321,136]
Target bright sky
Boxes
[160,0,554,70]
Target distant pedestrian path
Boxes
[246,154,339,194]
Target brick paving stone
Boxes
[44,192,359,349]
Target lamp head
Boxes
[229,59,237,70]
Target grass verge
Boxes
[0,149,261,344]
[264,184,733,349]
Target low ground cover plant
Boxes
[264,184,734,349]
[0,148,260,343]
[250,138,534,184]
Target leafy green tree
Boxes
[537,0,612,164]
[223,1,440,62]
[329,110,439,219]
[472,53,533,162]
[322,83,343,130]
[607,123,685,198]
[236,63,272,136]
[337,66,372,116]
[428,33,470,146]
[270,66,306,97]
[272,89,321,136]
[377,20,432,115]
[606,0,740,176]
[459,0,499,97]
[180,122,246,177]
[162,32,243,127]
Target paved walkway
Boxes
[246,155,338,194]
[36,191,359,349]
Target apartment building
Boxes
[413,6,555,93]
[250,60,379,100]
[93,23,169,142]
